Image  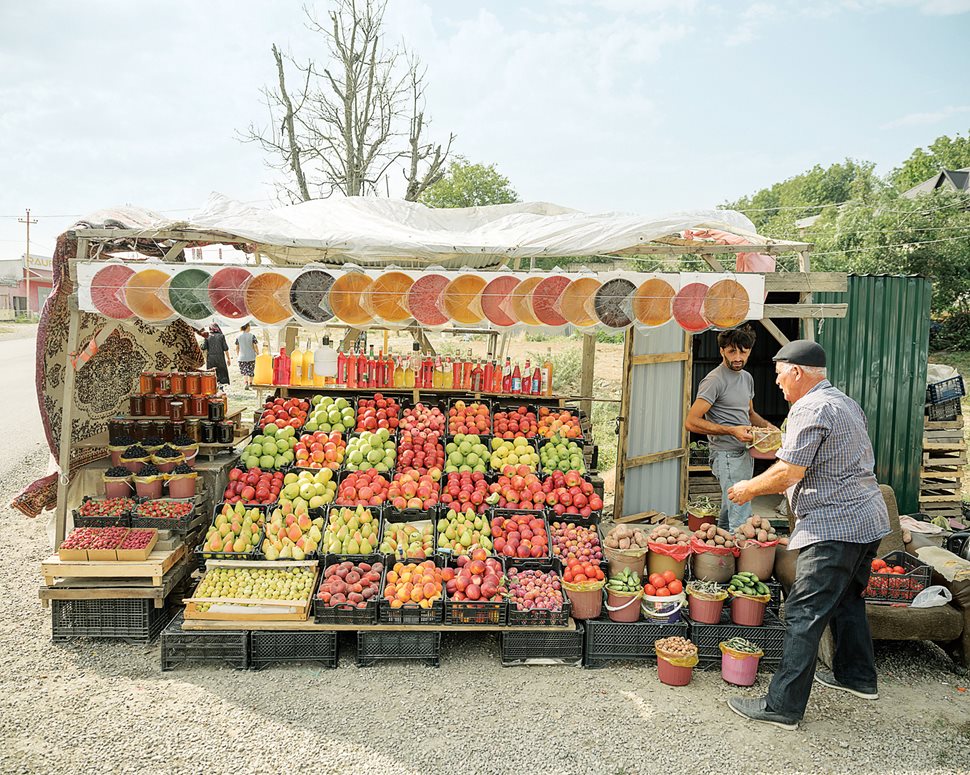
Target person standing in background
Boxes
[201,323,231,388]
[235,323,258,390]
[685,325,776,531]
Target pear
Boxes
[233,537,247,553]
[292,546,306,561]
[264,543,280,561]
[308,525,322,543]
[460,529,473,548]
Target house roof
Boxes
[902,167,970,198]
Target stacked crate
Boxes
[921,376,966,522]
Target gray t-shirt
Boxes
[696,364,754,452]
[237,332,257,362]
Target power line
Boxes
[810,234,970,257]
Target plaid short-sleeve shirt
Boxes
[777,380,890,550]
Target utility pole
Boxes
[18,208,37,319]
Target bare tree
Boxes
[240,0,453,202]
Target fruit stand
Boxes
[25,196,853,669]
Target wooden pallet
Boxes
[38,556,191,609]
[924,417,965,431]
[41,545,186,588]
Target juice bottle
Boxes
[347,350,358,389]
[405,355,416,388]
[511,363,521,393]
[521,359,532,395]
[502,357,512,393]
[254,349,273,386]
[483,360,494,393]
[376,349,385,388]
[542,349,554,396]
[336,349,346,387]
[385,351,394,388]
[432,356,444,388]
[359,347,369,388]
[274,347,291,386]
[452,357,462,388]
[391,357,402,387]
[471,360,484,392]
[290,341,304,386]
[462,350,473,389]
[493,360,503,392]
[531,364,542,395]
[443,357,455,389]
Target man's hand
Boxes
[731,425,754,443]
[728,479,754,505]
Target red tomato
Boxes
[643,583,657,596]
[668,579,683,595]
[655,588,671,597]
[648,573,665,589]
[661,570,676,584]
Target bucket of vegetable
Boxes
[735,516,778,579]
[603,524,649,577]
[686,580,728,624]
[720,637,763,686]
[655,636,699,686]
[561,558,606,620]
[646,525,691,581]
[686,496,718,532]
[605,568,644,622]
[728,572,771,626]
[689,524,739,583]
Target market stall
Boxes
[24,195,861,671]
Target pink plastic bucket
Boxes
[721,649,761,686]
[657,657,693,686]
[135,478,163,499]
[167,475,197,499]
[103,477,132,498]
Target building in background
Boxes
[0,254,53,319]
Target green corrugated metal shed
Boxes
[817,275,931,513]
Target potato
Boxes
[605,535,619,549]
[757,529,768,542]
[740,524,756,539]
[714,535,725,545]
[619,537,631,549]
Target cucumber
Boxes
[755,582,769,596]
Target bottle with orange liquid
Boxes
[542,349,554,396]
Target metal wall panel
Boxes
[621,321,686,516]
[817,275,931,514]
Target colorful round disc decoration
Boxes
[560,277,601,328]
[329,272,374,326]
[124,268,174,322]
[702,278,750,329]
[289,269,335,324]
[208,267,252,319]
[407,274,450,327]
[531,275,571,327]
[510,276,543,326]
[672,282,710,333]
[246,271,292,325]
[168,268,213,321]
[594,278,636,329]
[366,271,413,324]
[442,274,487,325]
[632,278,675,327]
[91,264,135,320]
[481,275,520,328]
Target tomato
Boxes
[655,588,671,597]
[871,558,887,571]
[892,566,906,574]
[668,579,683,595]
[648,573,665,588]
[661,570,676,584]
[643,583,657,596]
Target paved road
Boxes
[0,327,48,478]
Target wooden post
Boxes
[612,328,634,519]
[284,324,297,354]
[580,333,596,420]
[680,330,693,512]
[798,250,815,341]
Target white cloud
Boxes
[836,0,970,13]
[881,105,970,129]
[724,2,779,46]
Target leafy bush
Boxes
[930,312,970,352]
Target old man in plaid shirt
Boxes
[724,340,890,730]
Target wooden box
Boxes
[116,529,159,562]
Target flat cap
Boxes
[772,339,826,367]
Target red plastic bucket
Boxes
[688,594,725,624]
[657,657,694,686]
[134,478,163,499]
[167,475,198,499]
[564,586,603,620]
[122,457,148,475]
[730,595,767,626]
[721,649,762,686]
[103,477,132,499]
[606,589,642,622]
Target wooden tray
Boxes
[41,544,186,587]
[116,529,159,562]
[182,559,317,622]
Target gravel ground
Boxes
[1,447,969,775]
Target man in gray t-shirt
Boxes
[685,325,774,530]
[235,323,259,389]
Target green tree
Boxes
[419,156,519,208]
[891,130,970,192]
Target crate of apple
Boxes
[491,511,550,561]
[344,429,396,473]
[355,393,401,432]
[336,469,391,507]
[223,468,283,505]
[492,405,538,438]
[489,437,540,472]
[258,397,310,431]
[539,436,586,475]
[486,468,544,510]
[305,395,356,433]
[550,521,604,565]
[400,402,446,434]
[241,424,298,470]
[444,434,490,474]
[396,430,444,475]
[439,472,490,514]
[387,470,440,512]
[448,400,491,435]
[315,559,384,623]
[537,408,583,440]
[279,469,337,512]
[506,568,569,626]
[293,430,346,470]
[541,471,603,519]
[444,551,508,625]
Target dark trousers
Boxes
[766,539,881,719]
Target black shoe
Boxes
[727,697,799,730]
[814,670,878,700]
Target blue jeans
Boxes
[766,539,881,720]
[709,449,754,531]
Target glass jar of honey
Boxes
[200,371,217,395]
[200,421,217,444]
[144,393,161,417]
[185,371,201,395]
[134,419,153,441]
[207,397,226,422]
[185,418,201,442]
[170,371,185,395]
[139,372,154,394]
[154,372,171,395]
[129,394,145,417]
[190,394,207,417]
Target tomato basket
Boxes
[864,550,931,605]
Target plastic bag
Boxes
[561,579,605,593]
[648,541,691,561]
[656,650,699,668]
[910,585,953,608]
[728,590,771,604]
[719,641,763,660]
[735,252,776,273]
[690,535,740,558]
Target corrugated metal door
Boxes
[615,321,690,518]
[817,275,931,513]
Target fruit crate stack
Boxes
[160,611,250,670]
[583,618,689,669]
[921,376,966,524]
[689,608,787,670]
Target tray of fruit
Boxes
[197,502,265,561]
[184,561,319,621]
[439,472,490,515]
[241,425,299,471]
[322,505,381,559]
[73,496,134,528]
[257,397,311,433]
[57,526,124,562]
[542,471,603,522]
[335,469,392,508]
[292,430,346,470]
[314,558,385,625]
[223,468,284,506]
[489,437,540,472]
[537,436,587,475]
[116,528,159,561]
[491,404,539,438]
[279,468,337,512]
[443,551,508,626]
[537,407,585,441]
[261,503,325,560]
[379,560,445,624]
[505,566,571,627]
[343,429,396,474]
[354,393,401,433]
[129,498,199,532]
[379,510,437,562]
[447,400,492,436]
[444,434,491,474]
[436,507,494,561]
[399,402,447,435]
[395,431,444,476]
[490,510,550,566]
[387,470,440,513]
[304,395,356,434]
[549,520,605,569]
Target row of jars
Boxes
[108,417,236,445]
[129,393,227,421]
[138,370,220,397]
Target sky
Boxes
[1,0,969,259]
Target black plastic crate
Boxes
[356,630,441,667]
[129,498,201,533]
[927,375,965,404]
[445,595,507,626]
[313,557,384,625]
[160,612,249,671]
[536,437,588,476]
[353,394,404,433]
[446,398,493,435]
[378,596,444,625]
[583,617,689,668]
[762,580,783,614]
[52,598,172,644]
[501,623,584,666]
[380,504,439,562]
[72,495,134,528]
[251,630,337,670]
[491,509,552,567]
[507,597,571,628]
[491,402,540,438]
[332,468,394,508]
[549,520,605,565]
[926,398,961,422]
[688,608,787,669]
[196,502,265,561]
[864,550,932,604]
[321,502,384,559]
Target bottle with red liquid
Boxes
[462,350,473,389]
[471,360,484,392]
[385,351,394,388]
[376,349,385,388]
[336,350,347,387]
[483,360,494,394]
[273,347,291,386]
[502,357,512,393]
[493,360,503,393]
[521,359,532,395]
[531,364,542,395]
[511,362,521,393]
[452,357,462,389]
[347,350,358,388]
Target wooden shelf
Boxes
[41,545,186,587]
[38,556,191,609]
